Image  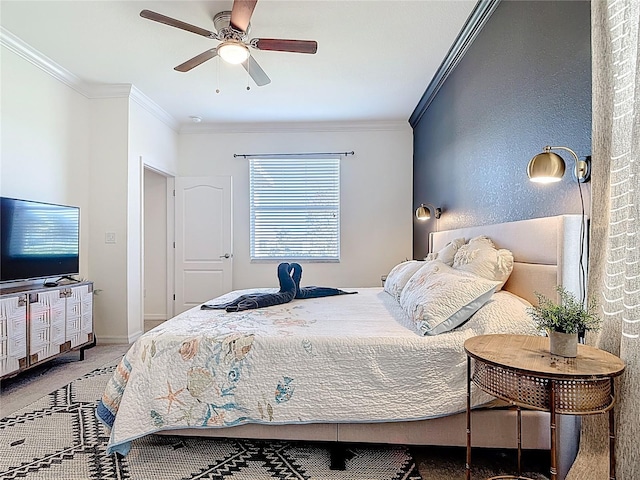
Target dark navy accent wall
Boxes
[412,0,591,259]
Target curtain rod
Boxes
[233,151,355,159]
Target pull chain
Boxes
[215,57,220,94]
[246,58,251,91]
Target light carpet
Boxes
[0,361,422,480]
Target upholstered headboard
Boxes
[430,215,588,306]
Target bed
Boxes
[97,215,586,478]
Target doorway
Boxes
[143,167,172,331]
[143,172,233,326]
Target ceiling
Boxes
[1,1,477,127]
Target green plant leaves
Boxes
[527,285,601,334]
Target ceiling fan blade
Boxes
[230,0,258,33]
[252,38,318,54]
[140,10,217,39]
[242,56,271,86]
[174,49,218,72]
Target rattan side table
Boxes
[464,334,625,480]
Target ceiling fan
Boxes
[140,0,318,87]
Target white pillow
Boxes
[452,235,514,291]
[383,260,425,301]
[425,237,466,266]
[399,260,499,336]
[461,291,539,336]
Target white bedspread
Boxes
[97,288,538,455]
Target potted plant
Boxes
[528,286,602,357]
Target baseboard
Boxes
[96,335,131,345]
[128,330,144,344]
[95,330,143,345]
[144,314,166,321]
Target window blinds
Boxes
[250,157,340,261]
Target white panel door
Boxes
[175,176,232,314]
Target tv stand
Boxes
[0,280,94,379]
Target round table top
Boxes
[464,334,625,379]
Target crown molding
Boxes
[1,27,178,132]
[129,86,180,132]
[409,0,501,128]
[1,26,89,97]
[87,83,133,99]
[180,119,410,135]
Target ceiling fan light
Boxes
[218,41,249,64]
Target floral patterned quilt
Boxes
[96,288,536,455]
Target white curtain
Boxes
[567,1,639,479]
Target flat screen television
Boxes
[0,197,80,283]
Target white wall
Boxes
[129,93,179,177]
[0,47,91,281]
[87,97,130,343]
[127,94,179,339]
[88,90,179,344]
[1,42,134,344]
[132,91,180,325]
[2,39,180,343]
[178,123,413,289]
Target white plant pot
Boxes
[549,330,578,358]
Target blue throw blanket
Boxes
[201,262,356,312]
[202,262,296,312]
[290,263,357,299]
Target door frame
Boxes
[166,175,175,320]
[141,163,176,323]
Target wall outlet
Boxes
[105,232,116,244]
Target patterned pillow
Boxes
[424,237,466,266]
[452,236,514,291]
[384,260,425,301]
[399,260,498,336]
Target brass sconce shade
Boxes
[527,152,565,183]
[527,146,590,183]
[415,203,442,221]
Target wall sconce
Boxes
[415,203,442,220]
[527,145,591,183]
[528,145,589,308]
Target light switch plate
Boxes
[105,232,116,244]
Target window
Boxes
[250,157,340,261]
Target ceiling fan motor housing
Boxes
[214,11,250,37]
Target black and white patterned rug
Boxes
[0,362,422,480]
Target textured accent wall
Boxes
[412,0,591,259]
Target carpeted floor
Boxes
[0,348,550,480]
